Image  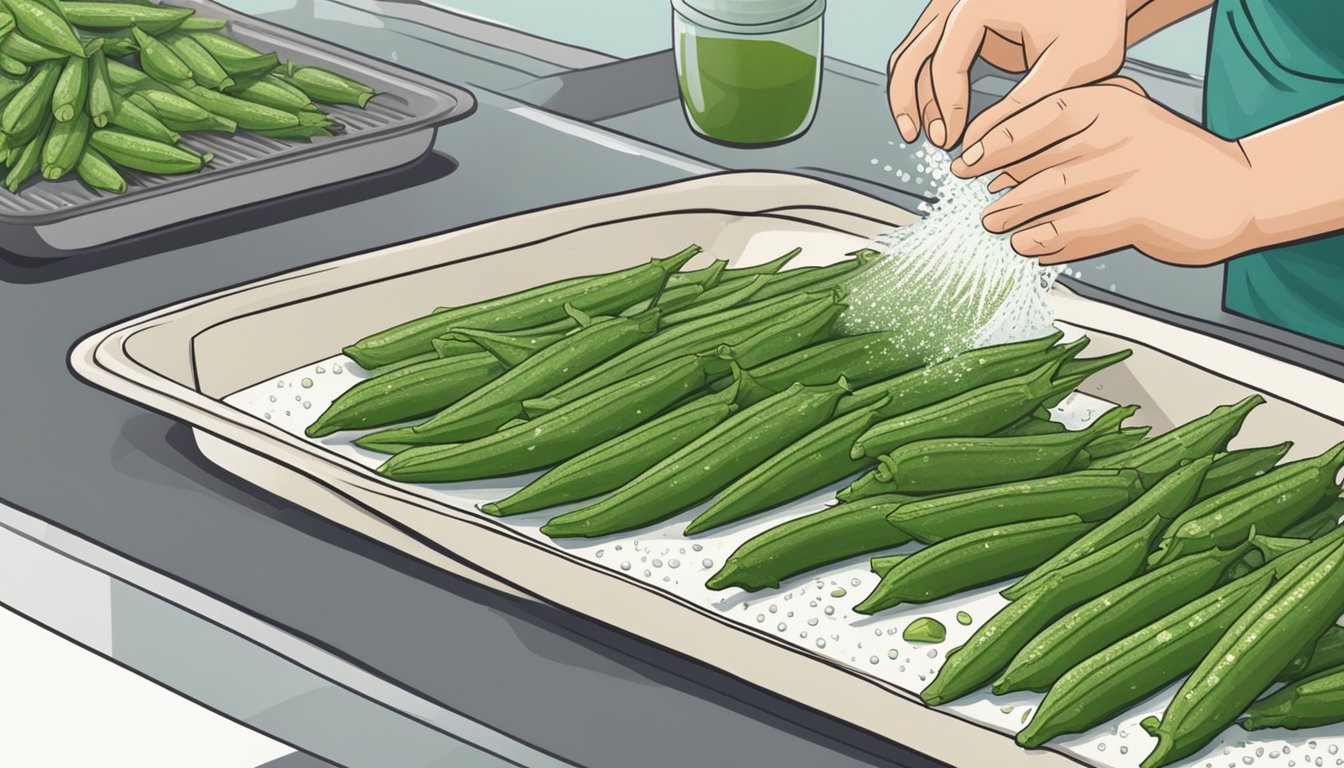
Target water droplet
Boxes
[815,638,826,649]
[768,605,778,614]
[1332,747,1339,756]
[850,578,860,587]
[830,588,847,598]
[315,365,326,374]
[869,656,880,665]
[755,614,764,623]
[295,395,302,402]
[303,401,312,409]
[662,576,671,583]
[927,649,938,658]
[651,558,663,568]
[799,631,808,639]
[1120,746,1128,755]
[701,558,713,569]
[268,395,277,402]
[777,622,787,632]
[1000,706,1014,714]
[276,381,284,389]
[264,412,272,420]
[332,363,343,374]
[824,606,835,616]
[668,558,681,569]
[643,569,651,577]
[692,543,703,552]
[300,377,313,388]
[807,617,819,626]
[620,561,631,571]
[1097,743,1106,752]
[888,649,899,660]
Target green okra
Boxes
[1150,441,1344,567]
[1,60,61,146]
[345,246,698,369]
[904,618,946,644]
[40,109,89,179]
[658,274,771,328]
[706,494,919,593]
[88,129,210,173]
[1083,425,1152,459]
[51,55,86,123]
[0,30,66,63]
[1242,663,1344,732]
[367,309,664,447]
[920,517,1163,707]
[663,258,728,291]
[160,32,233,90]
[131,89,235,133]
[440,326,570,368]
[131,28,193,84]
[526,290,841,413]
[1140,539,1344,768]
[5,0,83,57]
[727,331,926,408]
[74,145,126,193]
[685,400,887,535]
[1279,626,1344,685]
[997,536,1252,694]
[109,97,179,145]
[853,515,1095,615]
[61,2,195,34]
[1196,442,1293,501]
[1016,568,1276,748]
[484,382,741,517]
[1282,496,1344,540]
[187,32,279,77]
[376,354,714,483]
[836,331,1069,419]
[4,115,51,192]
[866,405,1137,495]
[541,379,850,539]
[1091,395,1264,488]
[1050,349,1133,400]
[224,73,313,112]
[850,359,1083,461]
[167,81,300,130]
[885,469,1144,544]
[85,49,115,127]
[997,416,1067,437]
[746,248,881,301]
[1002,454,1215,601]
[305,352,506,438]
[0,71,25,105]
[177,17,228,31]
[279,63,374,107]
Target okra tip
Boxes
[704,561,755,591]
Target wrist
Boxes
[1234,117,1344,257]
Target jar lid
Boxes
[673,0,825,34]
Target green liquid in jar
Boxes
[677,35,818,145]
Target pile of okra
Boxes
[317,245,1344,767]
[0,0,376,194]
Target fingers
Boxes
[981,159,1125,233]
[928,2,985,148]
[1011,200,1135,264]
[917,60,939,141]
[982,145,1091,194]
[888,20,941,142]
[953,87,1105,177]
[962,50,1130,149]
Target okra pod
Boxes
[1151,441,1344,567]
[1091,395,1264,488]
[1140,539,1344,768]
[1016,568,1276,748]
[658,274,769,327]
[1,31,65,63]
[541,379,850,539]
[0,71,24,105]
[177,16,228,32]
[484,383,740,517]
[1,60,61,145]
[50,55,86,123]
[727,331,925,407]
[706,495,918,593]
[663,258,728,291]
[88,129,210,173]
[85,49,115,127]
[920,517,1163,706]
[40,109,88,179]
[305,352,505,438]
[441,326,571,368]
[850,359,1082,460]
[4,114,50,192]
[109,97,179,145]
[0,54,28,77]
[685,400,887,535]
[1197,442,1293,501]
[1002,455,1214,600]
[74,144,125,193]
[1281,496,1344,539]
[1083,425,1152,459]
[1242,664,1344,731]
[167,81,299,130]
[5,0,83,57]
[885,469,1144,544]
[224,73,313,112]
[746,248,880,301]
[369,309,663,446]
[131,28,193,84]
[377,354,714,483]
[344,246,698,369]
[187,32,278,77]
[160,32,233,90]
[997,537,1251,694]
[279,63,374,107]
[868,404,1137,494]
[61,2,195,35]
[852,515,1095,615]
[1280,626,1344,685]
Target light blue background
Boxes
[429,0,1212,76]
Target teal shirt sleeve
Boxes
[1204,0,1344,346]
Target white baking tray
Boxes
[71,172,1344,768]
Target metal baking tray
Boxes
[1,0,474,258]
[71,172,1344,768]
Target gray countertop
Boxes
[0,2,1338,767]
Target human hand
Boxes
[951,80,1257,266]
[886,0,1131,150]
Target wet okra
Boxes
[1279,625,1344,685]
[1090,395,1264,488]
[109,98,180,146]
[61,2,195,35]
[1195,442,1293,501]
[40,109,88,179]
[483,383,741,517]
[850,359,1084,461]
[50,55,85,123]
[885,469,1144,545]
[75,145,126,193]
[684,399,888,535]
[1242,664,1344,732]
[88,129,211,174]
[997,536,1253,694]
[364,309,663,447]
[920,517,1163,706]
[1002,454,1214,600]
[541,379,850,539]
[344,247,698,368]
[727,331,927,407]
[853,514,1095,615]
[6,0,83,58]
[188,32,281,77]
[705,494,918,592]
[1140,539,1344,768]
[160,32,235,90]
[860,405,1137,495]
[305,352,506,438]
[1083,425,1152,459]
[659,274,769,327]
[280,63,375,107]
[1150,441,1344,567]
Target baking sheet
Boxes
[71,172,1344,768]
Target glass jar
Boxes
[672,0,825,147]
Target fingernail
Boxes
[981,209,1009,233]
[986,173,1015,194]
[960,142,983,166]
[1013,222,1059,254]
[928,119,946,148]
[895,113,917,141]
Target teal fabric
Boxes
[1204,0,1344,345]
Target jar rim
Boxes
[672,0,825,35]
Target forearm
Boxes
[1237,100,1344,254]
[1125,0,1214,46]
